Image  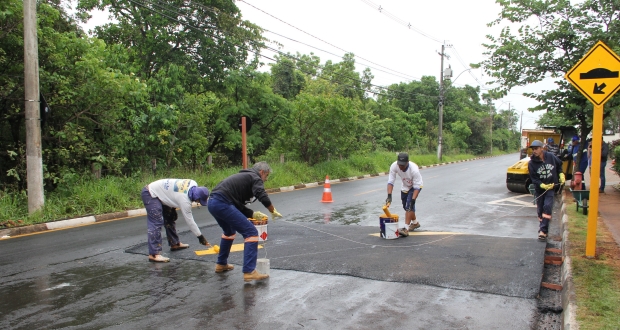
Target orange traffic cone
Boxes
[321,175,333,203]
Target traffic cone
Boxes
[321,175,333,203]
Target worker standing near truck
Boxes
[528,140,565,241]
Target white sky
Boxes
[82,0,555,129]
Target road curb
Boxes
[560,190,579,330]
[0,155,495,239]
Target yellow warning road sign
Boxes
[565,41,620,105]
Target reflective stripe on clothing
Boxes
[222,234,236,240]
[245,236,259,243]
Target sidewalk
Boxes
[583,161,620,248]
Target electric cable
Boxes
[238,0,420,82]
[359,0,443,43]
[123,0,442,102]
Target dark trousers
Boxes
[207,193,259,273]
[536,189,555,234]
[141,187,180,255]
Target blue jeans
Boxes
[600,161,607,191]
[536,189,555,234]
[141,187,180,255]
[207,193,259,273]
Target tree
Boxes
[77,0,265,90]
[480,0,620,162]
[270,54,305,100]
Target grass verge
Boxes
[565,196,620,329]
[0,150,482,227]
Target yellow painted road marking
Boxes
[354,188,384,196]
[369,231,464,237]
[195,243,264,255]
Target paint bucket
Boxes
[256,258,270,275]
[380,215,399,239]
[249,218,268,242]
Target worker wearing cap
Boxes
[545,137,560,156]
[568,135,588,175]
[528,140,565,241]
[386,152,424,237]
[141,179,211,262]
[208,162,282,282]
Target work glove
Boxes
[540,183,554,190]
[252,211,268,221]
[270,208,283,220]
[406,198,416,212]
[559,173,565,185]
[386,194,392,206]
[197,234,209,246]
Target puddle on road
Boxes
[291,201,386,226]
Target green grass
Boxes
[0,150,485,226]
[566,204,620,329]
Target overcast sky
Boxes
[83,0,554,129]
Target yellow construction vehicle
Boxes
[506,127,577,193]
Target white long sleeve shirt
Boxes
[387,161,424,192]
[148,179,202,236]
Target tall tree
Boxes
[77,0,265,91]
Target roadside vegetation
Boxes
[566,201,620,329]
[0,150,487,227]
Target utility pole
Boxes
[488,99,493,155]
[519,110,523,133]
[437,43,447,161]
[24,0,44,213]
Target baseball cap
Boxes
[397,152,409,166]
[191,186,210,206]
[572,135,580,141]
[529,140,544,148]
[547,137,554,143]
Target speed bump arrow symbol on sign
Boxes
[593,82,607,94]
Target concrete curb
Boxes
[560,190,579,330]
[0,155,495,239]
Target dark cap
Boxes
[547,137,554,143]
[190,186,210,206]
[397,152,409,166]
[572,135,580,141]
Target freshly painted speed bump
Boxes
[195,243,264,255]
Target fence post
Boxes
[151,158,157,176]
[280,154,284,164]
[207,155,212,166]
[91,163,101,179]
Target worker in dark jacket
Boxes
[528,140,565,241]
[207,162,282,282]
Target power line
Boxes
[359,0,443,43]
[262,30,419,83]
[122,0,440,101]
[237,0,420,82]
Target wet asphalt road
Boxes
[0,154,547,329]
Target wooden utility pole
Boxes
[24,0,44,213]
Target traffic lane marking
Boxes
[195,243,265,255]
[369,231,464,237]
